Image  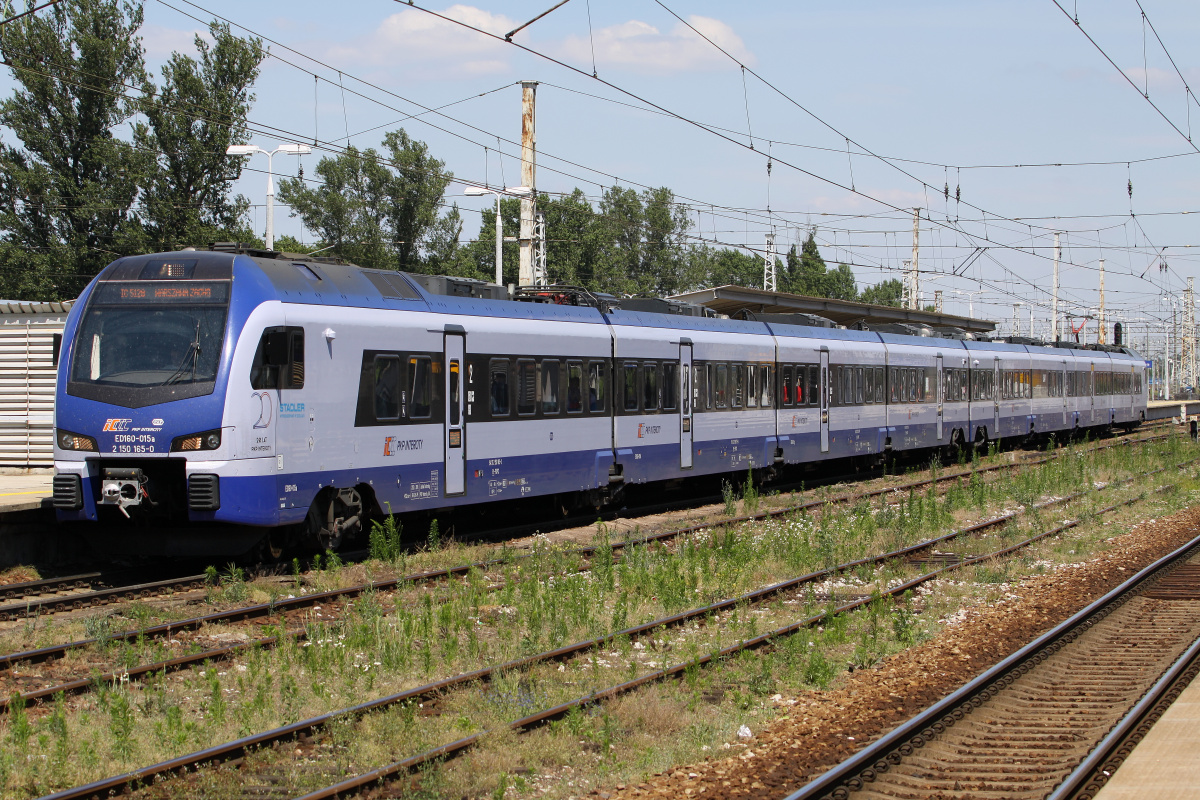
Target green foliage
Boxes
[369,510,404,563]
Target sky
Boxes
[4,0,1199,349]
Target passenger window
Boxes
[373,355,401,420]
[662,362,678,410]
[490,360,510,416]
[782,367,793,406]
[567,362,583,413]
[761,366,772,408]
[623,362,639,411]
[694,364,707,410]
[889,367,899,403]
[875,368,884,403]
[732,364,744,408]
[863,367,873,404]
[409,356,433,418]
[715,364,729,408]
[449,361,460,426]
[807,365,819,406]
[517,360,536,415]
[540,360,560,414]
[747,365,758,408]
[856,367,864,404]
[588,361,607,412]
[644,362,659,411]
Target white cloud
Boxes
[558,15,754,73]
[326,5,516,78]
[141,23,209,62]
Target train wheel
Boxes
[305,488,363,551]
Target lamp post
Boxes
[225,143,312,251]
[951,289,986,320]
[464,186,531,285]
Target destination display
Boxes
[94,281,230,304]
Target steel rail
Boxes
[782,514,1200,800]
[0,573,208,621]
[291,481,1184,800]
[36,457,1190,800]
[1048,631,1200,799]
[0,571,102,603]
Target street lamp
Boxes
[226,143,312,250]
[464,185,531,285]
[951,289,986,320]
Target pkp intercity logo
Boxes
[637,422,662,438]
[102,418,131,432]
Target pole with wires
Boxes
[1098,258,1106,345]
[763,232,777,291]
[909,208,920,310]
[1051,233,1061,341]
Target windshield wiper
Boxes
[163,321,202,386]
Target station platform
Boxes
[0,471,52,513]
[1146,399,1200,421]
[1094,668,1200,800]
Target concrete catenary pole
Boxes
[909,208,920,310]
[1098,258,1106,345]
[1051,232,1060,342]
[934,290,943,313]
[518,81,538,287]
[1013,304,1021,338]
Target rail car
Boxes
[51,246,1148,556]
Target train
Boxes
[51,245,1148,557]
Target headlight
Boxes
[57,429,97,452]
[171,429,221,452]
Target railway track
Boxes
[0,426,1167,630]
[34,453,1192,800]
[0,428,1173,713]
[785,534,1200,800]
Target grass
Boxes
[0,432,1191,798]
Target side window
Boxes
[517,360,537,415]
[863,367,874,404]
[889,367,900,403]
[874,367,884,403]
[588,361,607,412]
[373,355,402,420]
[747,365,758,408]
[251,326,304,390]
[732,363,744,408]
[409,356,433,419]
[782,366,792,406]
[490,360,510,416]
[807,364,819,406]
[540,359,560,414]
[761,365,772,408]
[567,362,583,413]
[856,367,864,404]
[623,362,639,411]
[643,361,659,411]
[662,362,678,411]
[715,364,729,408]
[694,363,707,411]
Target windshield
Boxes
[67,281,230,407]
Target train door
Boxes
[1089,362,1095,423]
[936,354,944,441]
[819,348,830,453]
[1062,360,1069,426]
[993,357,1001,439]
[443,332,466,497]
[679,341,693,469]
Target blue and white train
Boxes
[51,246,1147,556]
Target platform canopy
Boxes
[669,285,996,333]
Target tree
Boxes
[277,145,395,270]
[825,263,858,301]
[859,278,904,307]
[278,129,454,273]
[0,0,150,299]
[380,129,453,272]
[135,21,264,251]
